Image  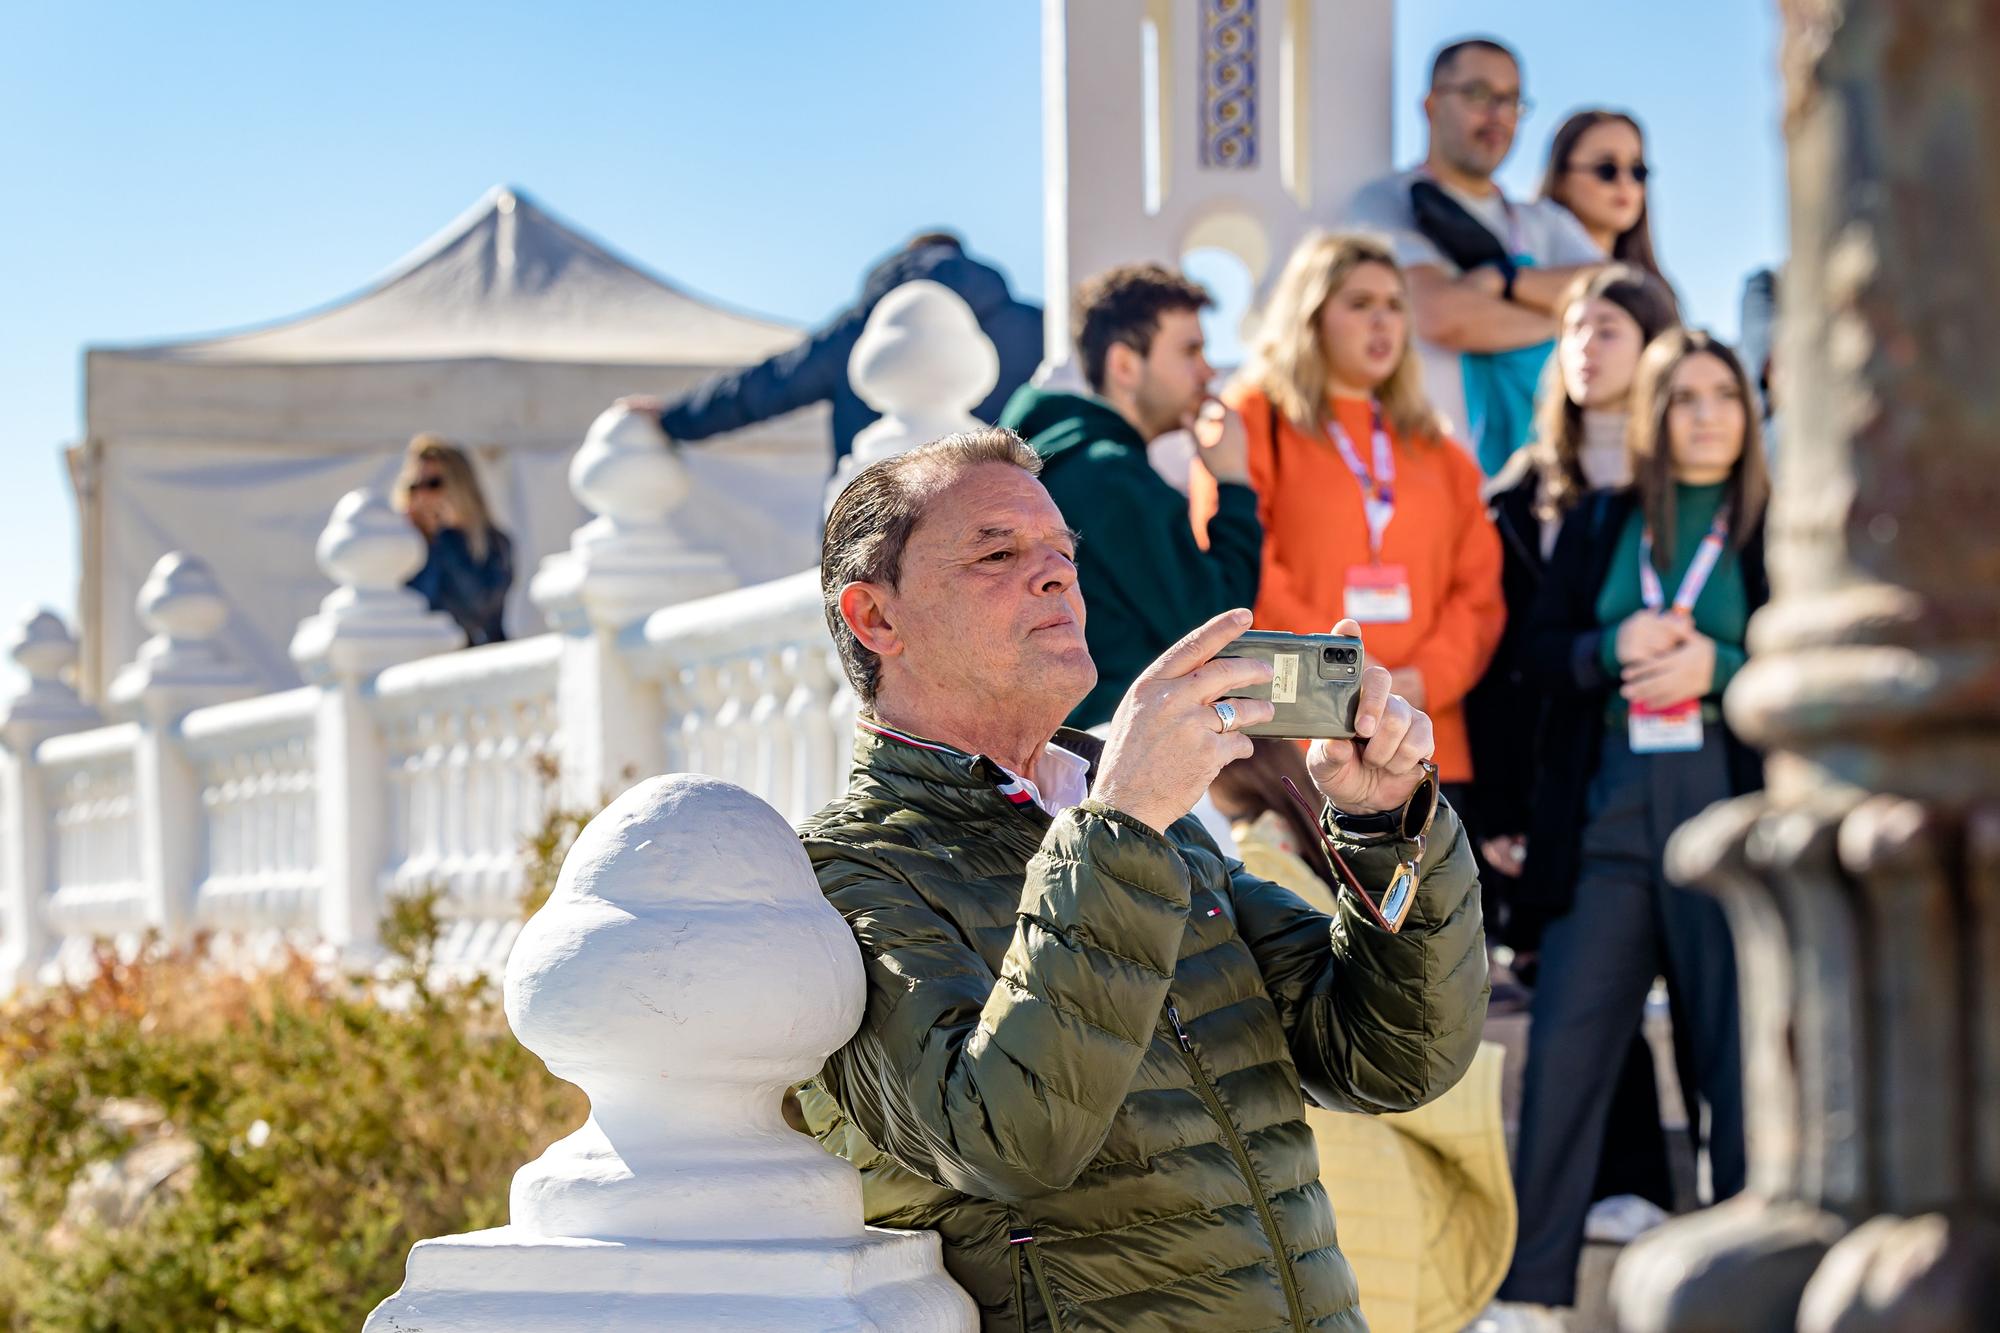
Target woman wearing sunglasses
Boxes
[392,433,515,647]
[1541,110,1670,292]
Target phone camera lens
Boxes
[1335,647,1357,664]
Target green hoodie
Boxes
[998,386,1263,727]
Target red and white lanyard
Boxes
[1639,512,1730,617]
[1329,403,1397,561]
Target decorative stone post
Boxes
[107,553,255,943]
[0,611,100,992]
[365,774,976,1331]
[827,279,1000,511]
[531,407,736,810]
[1612,4,2000,1329]
[291,489,460,961]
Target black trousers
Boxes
[1498,729,1747,1306]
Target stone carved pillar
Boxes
[1612,3,2000,1329]
[827,278,999,512]
[291,489,460,960]
[364,773,975,1330]
[532,407,737,810]
[108,553,256,943]
[0,611,101,991]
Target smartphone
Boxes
[1214,630,1365,739]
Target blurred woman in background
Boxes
[1541,109,1672,294]
[393,433,514,647]
[1225,231,1504,809]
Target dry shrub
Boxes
[0,898,586,1332]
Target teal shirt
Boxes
[1595,482,1750,713]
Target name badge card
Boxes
[1344,563,1412,623]
[1629,699,1704,753]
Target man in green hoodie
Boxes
[998,264,1263,727]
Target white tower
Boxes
[1041,0,1394,366]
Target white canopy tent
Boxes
[75,185,829,699]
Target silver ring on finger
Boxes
[1211,699,1240,733]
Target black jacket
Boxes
[407,526,514,647]
[1511,488,1767,949]
[1464,452,1547,852]
[659,239,1043,464]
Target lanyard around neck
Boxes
[1639,511,1731,617]
[1328,402,1396,561]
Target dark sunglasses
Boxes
[1575,159,1649,186]
[410,477,447,492]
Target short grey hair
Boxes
[821,429,1043,707]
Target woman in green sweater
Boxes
[1493,329,1771,1318]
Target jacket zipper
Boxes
[1167,1004,1308,1331]
[1011,1238,1027,1332]
[1012,1231,1064,1333]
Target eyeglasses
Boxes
[1574,160,1650,186]
[410,477,446,492]
[1436,81,1531,117]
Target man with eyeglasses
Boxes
[1344,36,1604,475]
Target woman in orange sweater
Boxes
[1223,230,1504,787]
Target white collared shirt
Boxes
[995,740,1092,818]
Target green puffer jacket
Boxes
[796,725,1489,1332]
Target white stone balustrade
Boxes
[109,552,258,945]
[829,278,1001,511]
[181,687,320,938]
[364,774,974,1331]
[374,635,563,974]
[293,488,462,964]
[0,334,1011,1322]
[0,610,101,990]
[531,406,738,813]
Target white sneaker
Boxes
[1469,1300,1568,1332]
[1584,1192,1671,1244]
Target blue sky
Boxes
[0,1,1785,647]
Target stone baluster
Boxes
[826,279,1000,512]
[291,489,459,961]
[532,406,736,811]
[107,553,257,944]
[0,611,101,992]
[782,644,841,820]
[365,773,975,1330]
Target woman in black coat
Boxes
[1495,329,1770,1316]
[393,433,514,647]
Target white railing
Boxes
[0,279,983,1005]
[2,280,997,1325]
[38,723,145,970]
[182,688,319,936]
[375,635,562,970]
[633,570,857,825]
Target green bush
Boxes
[0,892,587,1333]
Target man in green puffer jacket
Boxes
[799,429,1489,1331]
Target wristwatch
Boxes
[1329,760,1441,843]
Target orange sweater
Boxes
[1199,389,1505,782]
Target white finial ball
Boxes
[136,553,228,643]
[849,280,999,418]
[569,407,691,525]
[317,489,428,592]
[7,609,77,684]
